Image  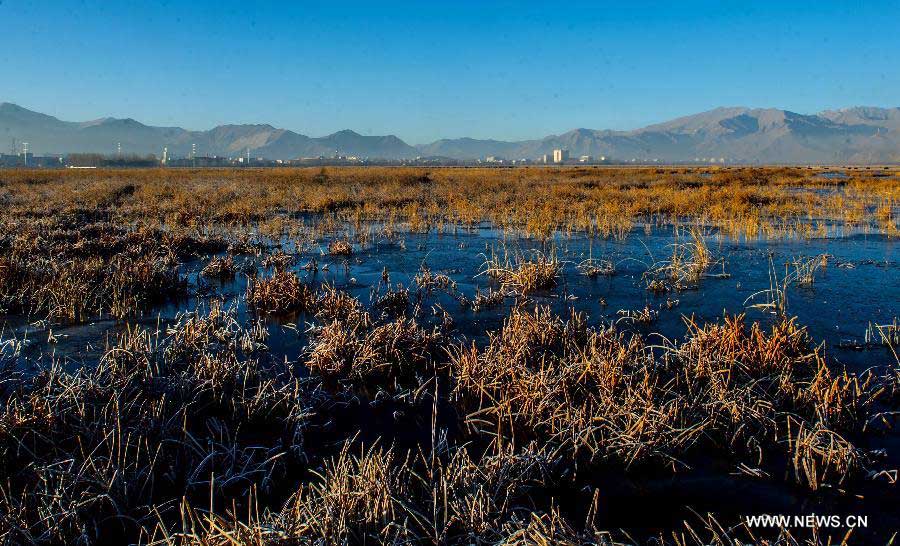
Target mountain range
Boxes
[2,102,899,163]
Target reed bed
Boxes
[200,254,236,279]
[246,270,316,315]
[328,239,354,256]
[1,166,896,242]
[0,276,896,544]
[481,251,563,295]
[642,227,721,291]
[0,218,215,319]
[260,250,296,271]
[0,303,326,544]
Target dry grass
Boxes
[0,283,894,544]
[246,270,315,314]
[1,166,895,242]
[450,307,887,485]
[0,303,321,544]
[0,219,204,319]
[260,250,296,271]
[643,227,721,291]
[0,166,897,545]
[577,257,616,278]
[481,250,563,295]
[789,254,829,286]
[306,301,439,387]
[471,287,507,312]
[328,239,354,256]
[200,254,236,279]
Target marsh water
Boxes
[8,223,896,370]
[2,221,899,539]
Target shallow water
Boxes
[5,224,898,374]
[2,222,898,541]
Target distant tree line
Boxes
[67,153,159,167]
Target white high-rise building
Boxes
[552,149,568,163]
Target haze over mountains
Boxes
[2,102,899,163]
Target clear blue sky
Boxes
[1,1,898,143]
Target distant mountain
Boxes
[0,103,418,159]
[416,137,524,159]
[2,102,899,163]
[820,106,900,130]
[419,107,900,164]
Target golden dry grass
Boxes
[0,166,896,241]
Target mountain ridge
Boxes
[2,102,899,163]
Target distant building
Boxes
[541,153,552,164]
[553,149,569,163]
[579,155,592,163]
[33,155,64,167]
[193,156,229,167]
[0,154,20,167]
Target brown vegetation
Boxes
[0,166,896,544]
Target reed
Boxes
[643,227,719,291]
[246,270,315,314]
[200,254,236,279]
[577,257,616,278]
[0,166,897,545]
[328,239,354,256]
[4,166,895,244]
[789,254,828,286]
[481,250,562,295]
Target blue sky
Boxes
[1,1,898,143]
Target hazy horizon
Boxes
[2,1,898,143]
[10,100,897,145]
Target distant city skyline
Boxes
[1,1,898,143]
